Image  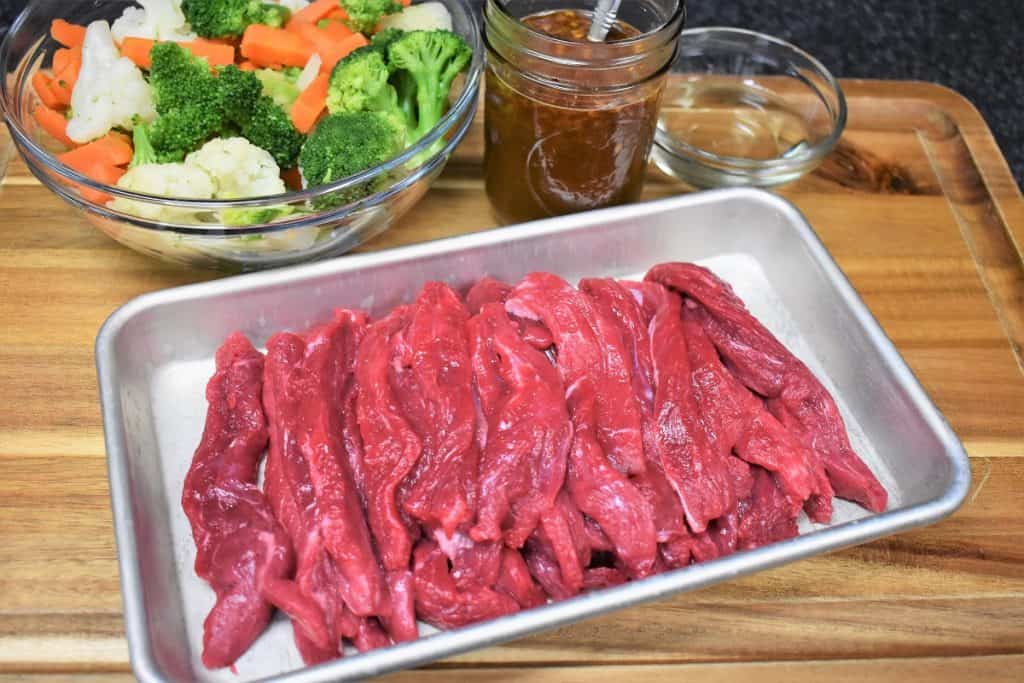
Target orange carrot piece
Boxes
[51,19,86,48]
[59,132,135,168]
[120,37,155,68]
[32,71,63,109]
[52,46,83,101]
[292,0,344,25]
[239,60,258,71]
[320,20,355,42]
[318,32,368,72]
[241,24,315,68]
[286,19,335,59]
[325,7,349,21]
[53,47,72,74]
[184,38,236,67]
[401,0,412,5]
[33,104,74,147]
[290,73,330,134]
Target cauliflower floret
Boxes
[273,0,313,13]
[379,2,453,32]
[110,163,217,222]
[184,137,286,198]
[111,0,197,44]
[67,21,156,143]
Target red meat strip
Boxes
[581,279,690,545]
[506,273,657,577]
[263,324,389,663]
[467,302,572,548]
[507,273,647,476]
[381,570,419,644]
[412,540,519,629]
[738,467,801,550]
[355,306,422,572]
[182,333,293,669]
[466,276,554,349]
[644,284,735,533]
[583,567,628,591]
[495,547,547,608]
[681,304,833,522]
[646,262,887,512]
[394,283,479,538]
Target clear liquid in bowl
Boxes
[657,79,815,160]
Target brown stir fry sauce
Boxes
[485,10,663,223]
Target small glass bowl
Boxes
[651,27,846,188]
[0,0,482,271]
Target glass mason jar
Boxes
[483,0,685,224]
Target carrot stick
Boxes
[319,20,355,42]
[184,39,236,67]
[238,60,258,71]
[52,47,72,74]
[318,32,368,72]
[325,8,349,21]
[59,132,135,168]
[33,104,74,147]
[32,71,63,110]
[286,19,335,59]
[291,0,343,25]
[290,73,329,134]
[51,19,86,48]
[241,24,315,68]
[121,37,235,70]
[50,47,82,104]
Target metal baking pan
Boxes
[96,188,971,683]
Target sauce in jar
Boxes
[484,8,671,224]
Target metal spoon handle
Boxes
[586,0,623,42]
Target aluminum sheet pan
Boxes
[96,188,971,683]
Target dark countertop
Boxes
[2,0,1020,187]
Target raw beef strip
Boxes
[412,540,519,629]
[467,302,572,548]
[646,262,887,512]
[394,283,479,537]
[182,333,292,669]
[506,273,657,577]
[268,311,388,618]
[355,306,422,572]
[681,306,833,522]
[495,547,547,609]
[526,490,590,597]
[581,279,690,545]
[738,467,801,550]
[645,284,735,532]
[583,567,628,591]
[507,273,647,476]
[263,329,383,663]
[381,570,419,644]
[466,276,554,349]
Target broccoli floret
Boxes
[217,64,264,128]
[149,41,220,115]
[254,68,302,110]
[371,27,406,54]
[130,122,157,167]
[388,29,471,142]
[299,111,403,208]
[339,0,403,33]
[326,48,410,137]
[239,96,304,168]
[149,107,224,161]
[181,0,291,39]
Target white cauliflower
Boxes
[111,0,197,44]
[184,137,287,198]
[110,163,217,222]
[273,0,313,13]
[66,21,156,143]
[379,2,453,32]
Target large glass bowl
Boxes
[0,0,482,270]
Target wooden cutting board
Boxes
[0,80,1022,682]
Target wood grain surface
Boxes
[0,80,1022,682]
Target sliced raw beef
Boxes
[412,540,519,629]
[182,333,293,669]
[495,547,547,609]
[738,467,801,549]
[466,276,555,349]
[467,302,572,548]
[646,262,887,512]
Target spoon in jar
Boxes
[587,0,623,41]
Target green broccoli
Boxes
[388,29,471,142]
[217,65,264,128]
[254,68,302,110]
[240,96,304,168]
[129,122,157,168]
[149,41,221,115]
[181,0,291,39]
[370,27,406,55]
[299,111,404,208]
[326,48,410,137]
[339,0,403,33]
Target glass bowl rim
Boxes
[654,26,847,172]
[0,0,483,226]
